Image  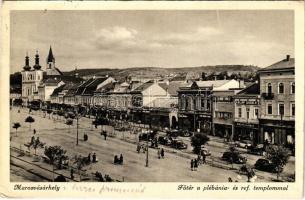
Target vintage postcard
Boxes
[0,1,304,198]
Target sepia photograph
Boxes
[8,9,298,184]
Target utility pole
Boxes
[76,114,79,146]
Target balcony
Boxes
[261,93,274,100]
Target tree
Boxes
[73,154,90,181]
[44,145,67,181]
[190,133,210,154]
[27,137,45,155]
[65,118,73,133]
[25,116,35,130]
[265,145,290,180]
[13,122,21,136]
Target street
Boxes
[10,106,294,182]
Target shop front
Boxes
[234,122,259,144]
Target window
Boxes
[254,108,259,118]
[207,100,210,110]
[291,103,295,116]
[201,98,205,109]
[291,82,295,94]
[238,108,242,118]
[278,83,284,94]
[193,98,197,110]
[246,108,250,119]
[278,103,285,115]
[267,104,272,115]
[267,83,272,94]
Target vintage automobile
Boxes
[247,144,264,156]
[171,138,188,149]
[158,135,172,146]
[222,151,247,164]
[166,129,192,138]
[254,158,282,173]
[235,140,253,149]
[200,146,211,156]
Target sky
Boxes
[10,10,294,73]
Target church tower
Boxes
[46,46,62,75]
[47,46,55,69]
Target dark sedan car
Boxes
[171,139,188,149]
[222,151,247,164]
[158,135,172,146]
[254,158,282,173]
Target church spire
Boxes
[47,46,55,63]
[33,50,41,70]
[23,52,31,71]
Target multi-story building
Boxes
[177,79,241,133]
[258,55,295,146]
[21,52,44,103]
[212,87,242,140]
[233,83,260,144]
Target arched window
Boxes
[278,83,284,94]
[267,83,272,94]
[291,82,295,94]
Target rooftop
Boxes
[236,83,260,96]
[259,55,294,72]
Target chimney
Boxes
[286,55,290,61]
[239,79,245,88]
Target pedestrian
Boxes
[33,129,36,135]
[190,159,194,171]
[137,143,141,153]
[160,148,164,159]
[197,154,201,165]
[31,136,35,145]
[92,152,96,163]
[104,132,107,140]
[119,154,123,165]
[87,153,91,163]
[114,155,118,164]
[194,159,198,171]
[157,149,161,159]
[228,177,233,182]
[70,168,74,180]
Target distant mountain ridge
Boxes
[63,65,259,80]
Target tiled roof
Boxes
[95,82,115,93]
[132,82,154,92]
[50,84,65,96]
[259,57,294,71]
[159,81,188,96]
[236,83,260,96]
[82,78,109,95]
[191,80,230,88]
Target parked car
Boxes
[171,139,188,149]
[247,144,264,156]
[180,130,193,137]
[222,151,247,164]
[166,129,180,138]
[254,158,282,173]
[158,135,172,146]
[200,146,211,156]
[166,129,193,137]
[235,140,253,149]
